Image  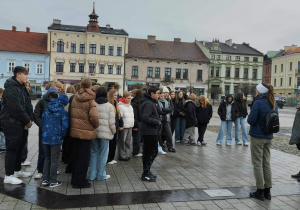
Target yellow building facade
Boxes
[47,7,128,93]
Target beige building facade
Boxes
[125,36,209,96]
[47,7,128,92]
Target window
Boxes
[183,69,188,79]
[109,46,114,56]
[298,61,300,70]
[36,63,43,74]
[274,79,276,87]
[225,85,230,95]
[116,66,121,75]
[226,55,231,61]
[8,61,15,72]
[89,63,96,73]
[275,65,277,73]
[108,65,113,74]
[56,62,64,72]
[280,78,283,86]
[211,54,215,59]
[70,63,75,73]
[100,45,105,55]
[235,68,239,78]
[79,63,84,73]
[216,55,220,60]
[244,68,248,78]
[71,43,76,53]
[215,67,220,77]
[89,44,96,54]
[80,44,85,54]
[57,40,64,52]
[244,57,249,62]
[289,77,292,86]
[24,62,30,72]
[176,69,181,79]
[117,47,122,56]
[298,77,300,87]
[281,64,283,72]
[165,68,171,81]
[290,62,292,71]
[132,66,138,76]
[253,57,258,62]
[252,69,257,79]
[147,67,153,77]
[226,67,230,77]
[99,64,105,74]
[197,70,202,80]
[155,67,160,78]
[235,56,240,61]
[211,67,214,77]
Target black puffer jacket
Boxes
[33,93,50,127]
[184,100,197,128]
[140,93,161,135]
[131,97,141,128]
[0,77,33,125]
[234,97,248,118]
[114,100,123,129]
[218,100,238,121]
[196,103,213,124]
[173,98,185,118]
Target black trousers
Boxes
[159,122,173,149]
[171,117,175,135]
[3,123,28,176]
[107,132,117,162]
[197,123,208,142]
[71,138,91,187]
[142,135,158,175]
[21,141,28,163]
[62,135,73,164]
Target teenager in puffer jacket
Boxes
[182,93,197,146]
[118,91,134,161]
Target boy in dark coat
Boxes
[182,93,197,146]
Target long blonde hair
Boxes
[198,95,210,108]
[108,89,120,119]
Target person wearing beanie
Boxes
[41,94,69,187]
[33,86,59,179]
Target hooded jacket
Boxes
[140,93,161,135]
[183,100,197,128]
[119,98,134,128]
[196,103,213,124]
[234,96,248,118]
[131,97,141,128]
[95,97,116,140]
[173,98,185,118]
[41,98,69,145]
[69,88,99,140]
[218,100,238,121]
[0,77,33,125]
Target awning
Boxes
[194,86,205,88]
[126,81,144,85]
[175,84,187,88]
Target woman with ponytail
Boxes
[247,83,278,201]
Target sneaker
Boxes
[159,151,166,155]
[201,142,207,146]
[141,173,156,182]
[57,171,60,175]
[216,142,222,146]
[168,148,176,153]
[49,181,62,188]
[197,141,201,146]
[133,153,143,157]
[292,171,300,178]
[226,143,231,146]
[104,175,111,180]
[4,175,23,185]
[149,172,157,179]
[236,141,242,145]
[0,148,6,154]
[34,173,43,179]
[191,143,197,146]
[14,171,32,178]
[107,161,114,165]
[21,160,31,166]
[244,142,249,146]
[42,180,50,186]
[112,160,117,164]
[175,140,181,143]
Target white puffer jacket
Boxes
[119,101,134,128]
[95,100,116,140]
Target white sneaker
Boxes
[57,171,60,175]
[104,175,111,180]
[134,153,143,157]
[216,142,222,146]
[226,143,231,146]
[112,160,117,164]
[244,142,249,146]
[236,142,242,145]
[159,151,166,155]
[107,161,114,165]
[14,171,32,178]
[21,160,31,166]
[4,175,23,185]
[34,173,43,179]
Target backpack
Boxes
[262,101,279,135]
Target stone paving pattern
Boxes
[0,101,300,209]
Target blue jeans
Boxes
[216,120,233,143]
[0,131,5,150]
[175,117,186,141]
[234,117,248,143]
[89,139,109,180]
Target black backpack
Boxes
[262,101,279,135]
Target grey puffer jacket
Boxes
[290,109,300,145]
[140,93,161,136]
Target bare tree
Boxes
[207,86,222,105]
[239,83,251,97]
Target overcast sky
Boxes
[1,0,300,53]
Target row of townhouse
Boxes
[0,5,264,98]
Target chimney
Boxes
[174,38,181,43]
[147,35,156,44]
[12,26,16,32]
[284,45,298,51]
[26,27,30,33]
[225,39,232,47]
[53,19,61,25]
[106,24,111,29]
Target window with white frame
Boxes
[37,63,43,74]
[24,62,30,72]
[116,66,121,75]
[8,61,15,72]
[108,65,113,74]
[99,64,105,74]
